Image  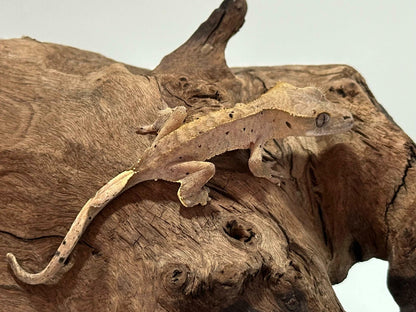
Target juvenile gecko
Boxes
[6,82,353,284]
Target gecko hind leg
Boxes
[167,161,215,207]
[137,106,187,141]
[249,139,283,185]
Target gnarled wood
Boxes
[1,0,415,311]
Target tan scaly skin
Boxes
[6,82,354,285]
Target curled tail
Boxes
[7,169,138,285]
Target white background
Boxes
[2,1,415,311]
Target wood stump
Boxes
[0,0,415,311]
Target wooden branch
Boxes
[1,1,415,311]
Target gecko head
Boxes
[305,106,354,136]
[287,86,354,136]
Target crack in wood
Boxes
[203,10,226,46]
[0,229,95,250]
[267,212,290,256]
[207,182,238,203]
[384,142,416,249]
[155,76,191,107]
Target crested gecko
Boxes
[6,82,353,284]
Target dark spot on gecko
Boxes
[179,156,182,160]
[229,113,233,118]
[55,251,60,257]
[225,131,229,135]
[250,129,254,133]
[285,121,292,128]
[243,128,246,131]
[198,144,202,148]
[88,216,92,220]
[63,240,66,245]
[196,117,200,120]
[186,172,189,175]
[154,145,157,148]
[179,77,187,82]
[59,257,66,264]
[260,112,263,115]
[64,257,70,265]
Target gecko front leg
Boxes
[137,106,187,141]
[248,139,283,185]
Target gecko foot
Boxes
[263,162,284,185]
[265,175,282,186]
[136,125,157,134]
[179,186,211,207]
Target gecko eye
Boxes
[316,113,330,128]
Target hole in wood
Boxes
[223,220,255,243]
[162,263,190,293]
[171,269,183,284]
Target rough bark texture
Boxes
[1,0,415,311]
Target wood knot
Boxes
[223,219,256,243]
[178,76,190,88]
[162,263,190,294]
[328,79,360,100]
[282,292,300,311]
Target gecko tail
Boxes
[7,169,141,285]
[6,252,56,285]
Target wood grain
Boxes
[1,0,415,310]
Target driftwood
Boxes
[0,0,415,311]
